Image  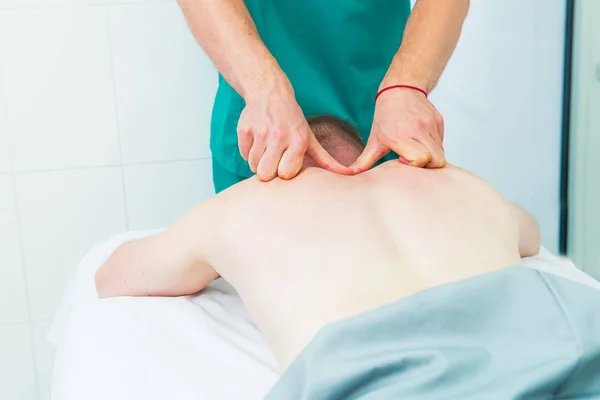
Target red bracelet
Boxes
[375,84,428,102]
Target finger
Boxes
[278,144,305,180]
[436,112,445,143]
[428,122,443,147]
[420,112,442,150]
[256,144,285,181]
[420,100,444,145]
[391,139,432,168]
[247,138,267,174]
[426,105,445,145]
[415,135,446,168]
[237,127,253,161]
[348,139,388,174]
[398,155,411,165]
[306,135,353,175]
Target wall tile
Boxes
[0,324,37,400]
[16,168,127,320]
[0,174,29,324]
[124,159,213,230]
[109,2,216,164]
[0,100,9,172]
[0,7,120,171]
[32,320,54,400]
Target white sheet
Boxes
[49,231,279,400]
[49,231,600,400]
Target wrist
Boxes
[379,75,431,94]
[375,84,428,102]
[380,59,435,93]
[239,58,293,104]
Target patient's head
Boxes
[304,115,365,168]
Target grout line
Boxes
[11,156,212,175]
[0,320,38,327]
[0,72,42,400]
[104,4,131,230]
[28,322,42,400]
[0,320,30,328]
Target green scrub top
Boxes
[211,0,411,189]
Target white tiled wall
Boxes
[124,159,214,230]
[430,0,565,250]
[568,0,600,278]
[0,1,217,398]
[0,324,37,400]
[109,3,213,163]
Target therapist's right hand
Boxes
[237,84,351,181]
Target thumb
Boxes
[391,138,432,168]
[349,139,388,174]
[306,135,353,175]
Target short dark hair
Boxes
[306,115,365,151]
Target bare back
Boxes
[205,162,522,370]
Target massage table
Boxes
[48,231,600,400]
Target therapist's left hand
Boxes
[350,87,446,173]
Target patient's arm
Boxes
[512,204,541,258]
[96,198,221,299]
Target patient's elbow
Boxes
[511,204,541,258]
[95,271,110,299]
[94,242,136,299]
[520,229,541,258]
[519,213,541,258]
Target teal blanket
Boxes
[265,267,600,399]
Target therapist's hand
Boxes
[350,88,446,173]
[238,84,351,181]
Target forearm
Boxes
[94,237,180,298]
[96,230,217,298]
[381,0,469,92]
[177,0,291,100]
